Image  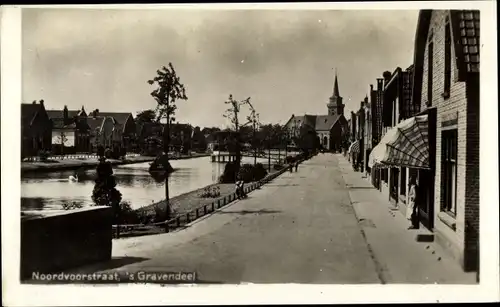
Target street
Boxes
[68,154,475,284]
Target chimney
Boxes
[63,105,69,123]
[376,78,384,91]
[32,100,36,105]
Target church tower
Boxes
[327,71,344,116]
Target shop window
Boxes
[400,167,407,195]
[441,129,458,216]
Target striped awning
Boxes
[348,140,360,154]
[368,115,430,169]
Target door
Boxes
[418,169,434,230]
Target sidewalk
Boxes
[337,154,477,284]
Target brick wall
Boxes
[420,10,479,271]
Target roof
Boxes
[315,115,341,131]
[87,117,105,132]
[286,114,342,132]
[96,112,133,125]
[52,118,76,129]
[46,109,80,119]
[453,10,480,73]
[21,103,44,131]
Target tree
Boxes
[136,109,156,124]
[244,102,260,165]
[223,94,252,177]
[147,63,188,223]
[57,131,68,155]
[91,157,123,237]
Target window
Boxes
[427,41,434,106]
[443,21,452,98]
[441,129,458,216]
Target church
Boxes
[284,73,349,152]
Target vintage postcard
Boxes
[1,1,498,306]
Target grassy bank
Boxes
[115,163,286,238]
[21,153,210,174]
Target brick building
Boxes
[46,105,91,154]
[412,9,480,272]
[21,100,52,158]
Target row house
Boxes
[367,9,480,273]
[95,111,137,152]
[87,109,123,152]
[21,100,52,158]
[46,105,91,154]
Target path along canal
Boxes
[21,156,273,211]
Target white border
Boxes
[2,2,499,306]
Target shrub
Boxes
[61,202,84,210]
[219,161,238,183]
[149,154,174,173]
[91,158,122,223]
[237,164,255,183]
[199,185,221,198]
[118,201,142,224]
[252,163,268,181]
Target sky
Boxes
[22,8,419,128]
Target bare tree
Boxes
[147,63,188,223]
[57,131,68,156]
[223,94,252,177]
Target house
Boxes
[21,100,52,158]
[412,9,479,272]
[136,121,164,155]
[169,123,193,153]
[46,105,91,154]
[284,73,349,152]
[94,111,137,152]
[87,110,123,152]
[368,9,479,273]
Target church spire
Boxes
[333,69,340,98]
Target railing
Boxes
[23,152,141,162]
[111,162,300,238]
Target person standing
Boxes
[407,175,420,229]
[295,161,298,172]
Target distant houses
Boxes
[21,100,52,158]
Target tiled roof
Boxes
[315,115,340,131]
[457,10,480,73]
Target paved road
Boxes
[71,154,381,284]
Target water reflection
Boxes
[21,156,267,211]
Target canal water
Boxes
[21,156,272,211]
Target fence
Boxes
[23,153,140,162]
[112,160,302,238]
